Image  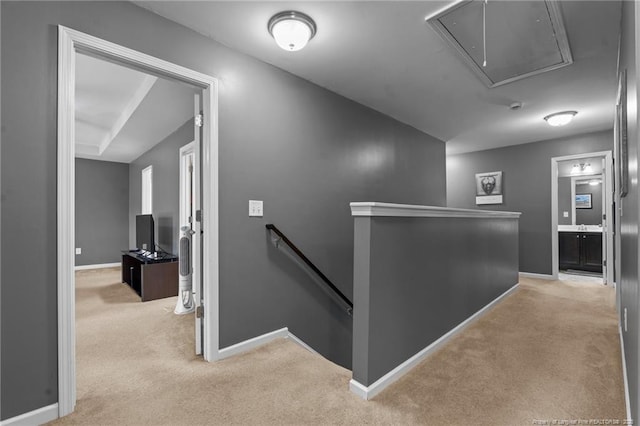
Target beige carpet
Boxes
[49,270,626,425]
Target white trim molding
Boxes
[550,151,614,286]
[57,25,77,418]
[286,332,320,355]
[350,202,521,219]
[619,326,632,424]
[74,262,120,271]
[0,403,59,426]
[519,272,555,280]
[218,328,289,360]
[57,25,220,419]
[218,328,319,359]
[350,283,520,400]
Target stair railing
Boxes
[266,224,353,316]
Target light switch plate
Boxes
[563,211,569,218]
[249,200,263,217]
[75,248,82,255]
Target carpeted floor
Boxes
[49,269,626,425]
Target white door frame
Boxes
[550,151,614,286]
[57,26,220,418]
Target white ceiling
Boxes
[135,0,621,154]
[75,53,197,163]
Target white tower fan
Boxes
[175,225,195,314]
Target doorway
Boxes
[551,151,614,286]
[58,26,220,418]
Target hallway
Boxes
[50,270,626,425]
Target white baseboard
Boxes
[218,328,289,359]
[519,272,555,280]
[286,332,319,355]
[75,262,120,271]
[350,283,520,400]
[217,327,321,361]
[0,403,58,426]
[619,326,632,424]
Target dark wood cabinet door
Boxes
[581,233,603,272]
[559,232,581,270]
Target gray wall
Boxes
[447,130,612,275]
[75,159,129,265]
[575,182,602,225]
[352,216,519,386]
[129,120,193,255]
[618,1,639,421]
[558,177,572,225]
[0,1,446,419]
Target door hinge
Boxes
[603,260,607,267]
[196,305,204,318]
[195,114,203,128]
[195,210,202,222]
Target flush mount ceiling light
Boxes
[268,11,317,52]
[544,111,577,127]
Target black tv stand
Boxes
[121,251,178,302]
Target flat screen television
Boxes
[136,214,155,252]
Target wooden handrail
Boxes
[266,224,353,316]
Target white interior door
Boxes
[193,94,204,355]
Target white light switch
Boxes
[75,248,82,255]
[249,200,263,217]
[563,211,569,218]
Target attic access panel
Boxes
[427,0,572,88]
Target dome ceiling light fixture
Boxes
[544,111,577,127]
[268,11,317,52]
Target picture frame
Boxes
[616,69,628,197]
[475,171,503,205]
[575,193,592,209]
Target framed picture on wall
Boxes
[575,193,592,209]
[475,171,503,205]
[616,69,628,197]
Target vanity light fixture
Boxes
[571,163,593,175]
[544,111,577,127]
[589,180,601,186]
[268,11,317,52]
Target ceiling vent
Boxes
[427,0,573,88]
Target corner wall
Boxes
[446,130,612,275]
[0,1,445,419]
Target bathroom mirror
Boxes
[558,172,603,226]
[573,175,602,225]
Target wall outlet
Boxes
[75,248,82,255]
[249,200,263,217]
[563,211,569,218]
[624,308,628,332]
